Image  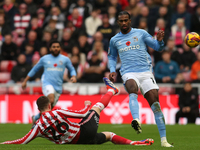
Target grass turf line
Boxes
[0,124,200,150]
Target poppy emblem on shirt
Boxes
[126,41,131,46]
[54,63,57,67]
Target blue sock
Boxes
[129,93,139,119]
[34,113,41,121]
[151,102,166,138]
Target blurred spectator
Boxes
[190,51,200,81]
[64,20,80,41]
[68,55,84,82]
[60,30,73,53]
[138,18,148,31]
[126,0,140,18]
[37,8,46,28]
[41,0,55,17]
[109,0,122,15]
[171,2,191,30]
[44,19,61,41]
[20,30,41,53]
[69,0,92,19]
[171,18,189,48]
[92,31,109,52]
[93,0,109,14]
[85,8,102,37]
[1,34,18,60]
[68,46,86,65]
[77,34,90,55]
[83,52,106,83]
[152,18,170,43]
[41,30,52,48]
[10,54,31,83]
[145,0,159,18]
[67,8,83,28]
[1,0,17,30]
[147,46,162,67]
[87,41,108,64]
[14,3,31,34]
[58,0,69,17]
[119,0,129,10]
[0,14,11,37]
[24,0,37,16]
[29,51,43,83]
[26,17,43,41]
[154,51,180,83]
[133,6,155,32]
[12,3,31,47]
[44,6,65,29]
[23,44,34,65]
[39,46,48,57]
[190,5,200,35]
[175,82,199,124]
[108,5,117,26]
[161,0,174,17]
[192,71,200,83]
[97,14,115,42]
[164,38,181,66]
[157,6,171,30]
[180,43,196,72]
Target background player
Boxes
[108,11,173,147]
[22,40,77,123]
[1,78,154,146]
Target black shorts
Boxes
[76,110,106,144]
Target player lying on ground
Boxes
[1,78,154,145]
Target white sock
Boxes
[108,89,115,95]
[161,137,167,142]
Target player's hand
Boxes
[109,72,116,82]
[21,81,27,90]
[156,30,165,41]
[70,76,77,83]
[84,101,91,106]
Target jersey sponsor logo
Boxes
[119,45,140,53]
[126,41,131,46]
[54,63,57,67]
[47,68,63,71]
[133,36,138,42]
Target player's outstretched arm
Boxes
[156,30,165,41]
[1,126,40,144]
[70,75,77,83]
[100,132,154,145]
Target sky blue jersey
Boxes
[28,54,76,93]
[108,28,164,76]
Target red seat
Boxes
[8,86,30,94]
[0,72,11,83]
[33,87,43,94]
[0,60,17,72]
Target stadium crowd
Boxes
[0,0,200,84]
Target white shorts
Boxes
[42,85,61,107]
[122,72,159,95]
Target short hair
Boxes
[49,40,61,48]
[36,96,50,111]
[118,11,131,19]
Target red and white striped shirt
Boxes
[3,105,90,144]
[14,13,31,30]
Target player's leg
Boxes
[99,132,154,145]
[91,77,119,115]
[32,85,56,124]
[122,73,141,134]
[140,73,173,147]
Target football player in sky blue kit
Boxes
[22,41,77,123]
[108,11,173,147]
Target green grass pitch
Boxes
[0,124,200,150]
